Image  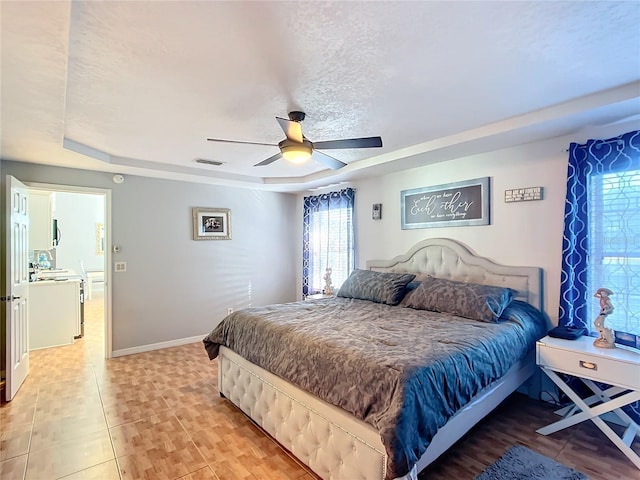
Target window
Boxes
[559,130,640,338]
[302,188,355,296]
[559,130,640,427]
[588,169,640,335]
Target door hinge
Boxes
[0,295,20,302]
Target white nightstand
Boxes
[536,335,640,469]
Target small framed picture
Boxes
[192,207,231,240]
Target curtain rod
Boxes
[562,138,624,153]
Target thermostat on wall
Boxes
[372,203,382,220]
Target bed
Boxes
[203,238,547,480]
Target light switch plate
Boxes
[114,261,127,272]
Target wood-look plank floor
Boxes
[1,292,638,480]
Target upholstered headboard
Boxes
[366,238,543,311]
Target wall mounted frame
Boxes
[401,177,490,229]
[192,207,231,240]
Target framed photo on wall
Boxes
[401,177,490,229]
[192,207,231,240]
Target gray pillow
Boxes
[398,280,421,307]
[404,276,516,322]
[337,270,416,305]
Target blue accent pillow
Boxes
[337,270,416,305]
[404,276,516,322]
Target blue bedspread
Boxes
[203,298,547,479]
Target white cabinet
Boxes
[29,191,53,251]
[29,279,80,349]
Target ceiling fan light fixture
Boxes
[210,111,382,169]
[281,143,312,164]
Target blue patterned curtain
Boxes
[302,188,355,297]
[559,130,640,330]
[559,130,640,424]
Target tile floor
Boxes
[421,392,640,480]
[1,292,316,480]
[2,292,639,480]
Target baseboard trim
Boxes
[111,334,207,357]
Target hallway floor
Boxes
[1,293,638,479]
[0,292,315,480]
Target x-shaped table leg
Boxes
[537,367,640,469]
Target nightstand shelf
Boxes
[536,335,640,469]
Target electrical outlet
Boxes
[114,261,127,272]
[227,307,233,315]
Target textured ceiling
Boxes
[1,1,639,191]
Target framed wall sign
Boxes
[401,177,490,229]
[192,207,231,240]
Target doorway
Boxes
[26,182,112,359]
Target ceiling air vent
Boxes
[196,158,223,166]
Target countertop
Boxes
[32,268,82,284]
[30,278,82,286]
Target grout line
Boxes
[157,364,222,480]
[92,357,121,479]
[89,297,123,480]
[20,373,42,480]
[55,459,118,480]
[23,293,114,480]
[171,411,222,480]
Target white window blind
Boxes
[302,188,355,296]
[308,207,353,292]
[588,168,640,335]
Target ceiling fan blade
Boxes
[207,138,277,147]
[254,152,283,167]
[314,151,347,170]
[313,136,383,150]
[276,117,303,143]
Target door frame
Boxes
[26,182,113,358]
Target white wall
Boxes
[297,122,640,326]
[110,175,297,350]
[53,192,105,272]
[0,162,298,352]
[352,139,566,323]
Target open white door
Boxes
[4,175,30,401]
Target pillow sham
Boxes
[403,276,516,322]
[397,280,422,307]
[337,270,416,305]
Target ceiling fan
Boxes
[207,111,383,170]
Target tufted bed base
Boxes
[216,238,544,480]
[219,345,536,480]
